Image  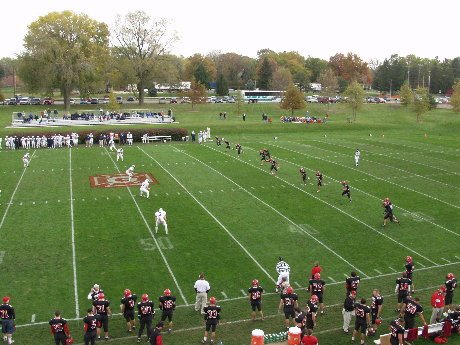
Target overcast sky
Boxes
[1,0,458,63]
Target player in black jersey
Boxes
[389,318,405,345]
[202,297,221,344]
[300,168,308,185]
[278,287,299,329]
[309,273,326,314]
[269,158,279,175]
[137,294,155,343]
[248,280,264,320]
[224,139,230,151]
[235,144,242,156]
[259,150,266,165]
[214,136,221,146]
[159,289,176,333]
[306,295,318,330]
[315,171,323,192]
[341,180,352,201]
[383,198,400,226]
[0,297,15,345]
[445,273,457,313]
[92,293,112,341]
[405,256,415,292]
[149,322,164,345]
[120,289,137,333]
[263,148,271,160]
[83,308,101,345]
[401,297,426,330]
[351,298,371,344]
[49,310,71,345]
[294,307,307,337]
[395,272,412,313]
[369,289,383,336]
[87,284,103,301]
[345,272,360,295]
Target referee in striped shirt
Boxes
[276,257,290,292]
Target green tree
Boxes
[216,73,228,96]
[194,63,211,89]
[450,81,460,113]
[318,69,339,111]
[107,90,120,112]
[18,11,110,110]
[412,87,431,123]
[343,81,365,122]
[280,84,306,116]
[305,57,328,83]
[399,81,413,106]
[112,11,177,105]
[183,80,206,109]
[257,57,274,89]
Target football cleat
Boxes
[164,289,171,296]
[286,287,293,294]
[124,289,131,297]
[252,279,259,286]
[314,273,321,279]
[142,294,149,301]
[209,297,216,304]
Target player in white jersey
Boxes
[108,138,116,151]
[140,179,150,198]
[355,149,360,167]
[125,165,135,182]
[116,148,124,162]
[155,208,168,234]
[127,132,133,146]
[22,153,30,167]
[275,257,290,292]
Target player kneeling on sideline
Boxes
[121,289,137,333]
[248,280,264,321]
[49,310,72,345]
[159,289,176,333]
[140,179,150,198]
[155,208,168,234]
[352,298,371,345]
[279,287,299,329]
[201,297,221,344]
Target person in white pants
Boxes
[22,153,30,167]
[116,148,124,162]
[194,273,210,315]
[155,208,168,234]
[355,149,360,167]
[275,257,290,292]
[342,291,356,333]
[140,179,150,198]
[125,165,135,182]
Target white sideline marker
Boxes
[31,314,35,323]
[455,256,460,260]
[241,289,247,296]
[388,267,397,273]
[418,262,426,267]
[374,269,383,275]
[328,276,336,283]
[441,258,451,263]
[221,291,228,299]
[294,282,301,288]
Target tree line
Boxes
[0,10,459,110]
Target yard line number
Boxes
[140,237,174,251]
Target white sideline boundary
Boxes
[137,147,276,284]
[69,149,80,319]
[15,262,459,328]
[310,139,459,190]
[205,144,439,266]
[269,141,460,238]
[170,146,369,278]
[104,148,189,305]
[277,141,459,210]
[0,150,36,230]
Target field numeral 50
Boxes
[140,238,174,251]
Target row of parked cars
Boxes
[2,96,56,105]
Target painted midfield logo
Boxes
[90,173,157,188]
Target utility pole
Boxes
[428,70,431,92]
[389,79,392,98]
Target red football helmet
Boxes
[310,295,319,303]
[2,297,10,303]
[124,289,131,297]
[314,273,321,279]
[406,256,412,262]
[384,198,390,202]
[375,319,382,325]
[252,279,259,286]
[98,293,105,300]
[66,337,74,344]
[209,297,216,304]
[382,201,388,207]
[447,273,455,279]
[164,289,171,296]
[142,294,149,301]
[342,180,346,185]
[286,287,293,294]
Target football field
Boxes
[0,105,459,345]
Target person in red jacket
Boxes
[49,310,71,345]
[430,287,446,324]
[149,322,164,345]
[301,329,318,345]
[310,262,322,279]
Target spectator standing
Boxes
[194,273,210,315]
[0,297,15,345]
[342,291,356,333]
[191,130,196,142]
[242,113,246,121]
[301,329,318,345]
[430,287,446,324]
[310,262,322,279]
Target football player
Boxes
[0,297,15,345]
[389,318,404,345]
[369,289,383,335]
[294,308,307,338]
[383,198,400,226]
[445,273,457,313]
[263,148,271,160]
[300,168,308,185]
[345,272,361,295]
[224,139,230,151]
[92,293,112,341]
[309,273,326,314]
[49,310,71,345]
[155,208,168,235]
[202,297,221,344]
[269,158,279,175]
[83,308,100,345]
[306,295,319,330]
[404,256,414,292]
[355,149,360,167]
[116,148,124,162]
[259,150,266,165]
[276,257,290,292]
[395,272,412,313]
[401,297,427,330]
[315,171,323,193]
[137,294,155,343]
[248,280,264,321]
[235,143,242,156]
[351,298,371,344]
[140,179,150,198]
[22,152,30,167]
[87,284,103,301]
[159,289,176,333]
[126,165,135,182]
[278,287,299,329]
[120,289,137,333]
[341,181,352,202]
[214,136,221,146]
[149,322,164,345]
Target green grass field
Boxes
[0,102,459,345]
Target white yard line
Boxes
[0,151,36,230]
[205,144,439,266]
[268,142,459,237]
[171,146,369,278]
[69,149,80,319]
[104,148,189,305]
[137,147,276,284]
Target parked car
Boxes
[116,96,123,104]
[43,98,55,105]
[31,98,42,105]
[127,97,135,102]
[90,98,99,104]
[19,97,31,105]
[215,98,223,103]
[180,97,190,103]
[226,98,235,103]
[170,98,178,103]
[103,98,110,104]
[159,97,167,104]
[80,98,88,104]
[69,98,76,105]
[8,98,17,105]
